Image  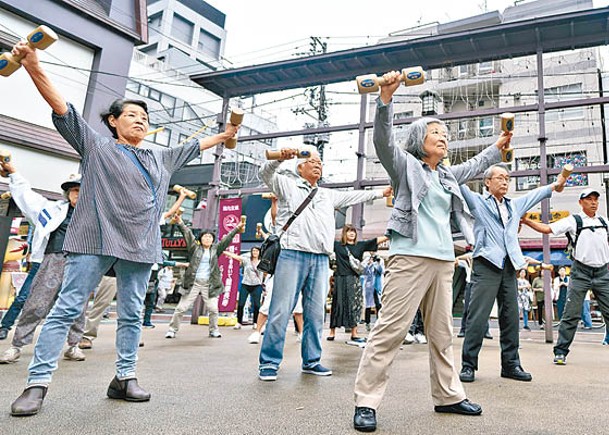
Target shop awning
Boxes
[521,250,571,266]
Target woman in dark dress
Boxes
[328,224,387,342]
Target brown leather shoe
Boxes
[107,376,150,402]
[10,385,48,416]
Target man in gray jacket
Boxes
[257,146,391,382]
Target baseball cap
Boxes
[61,174,82,191]
[579,188,600,199]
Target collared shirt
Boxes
[550,213,609,267]
[259,163,382,255]
[460,184,553,270]
[52,103,200,263]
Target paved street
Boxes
[1,319,608,435]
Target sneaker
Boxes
[142,324,155,329]
[64,346,86,361]
[0,346,21,363]
[302,364,332,376]
[209,330,222,338]
[248,331,261,344]
[0,328,8,340]
[403,333,415,345]
[233,323,242,330]
[457,331,465,338]
[78,337,93,349]
[523,326,531,331]
[259,368,277,381]
[414,333,427,344]
[252,324,258,330]
[602,341,609,346]
[165,330,176,339]
[553,354,567,365]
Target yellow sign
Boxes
[525,211,570,223]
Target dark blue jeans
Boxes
[1,262,41,330]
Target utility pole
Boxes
[300,36,329,159]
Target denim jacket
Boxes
[373,98,502,245]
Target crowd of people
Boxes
[1,42,609,435]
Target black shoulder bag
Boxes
[257,188,318,275]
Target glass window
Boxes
[198,29,221,59]
[479,117,493,137]
[148,88,161,102]
[161,94,176,117]
[539,83,583,121]
[126,80,140,94]
[171,14,194,45]
[478,61,492,74]
[458,64,469,76]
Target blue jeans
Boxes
[259,249,328,371]
[581,299,592,328]
[27,254,152,385]
[0,262,41,330]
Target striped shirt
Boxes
[52,103,200,263]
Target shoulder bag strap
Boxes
[280,188,318,234]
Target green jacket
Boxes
[178,222,240,298]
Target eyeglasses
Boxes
[491,175,511,183]
[428,129,448,138]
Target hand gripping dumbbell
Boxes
[239,215,247,233]
[355,66,425,94]
[500,112,515,162]
[265,149,311,160]
[0,25,58,77]
[0,149,11,177]
[224,108,244,150]
[554,164,573,193]
[172,184,196,199]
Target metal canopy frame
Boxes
[192,7,609,343]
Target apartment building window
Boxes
[394,111,414,121]
[539,83,584,122]
[126,80,140,94]
[457,119,468,139]
[171,14,194,45]
[148,88,161,102]
[515,151,588,191]
[148,13,162,30]
[479,117,493,137]
[478,61,492,74]
[198,29,221,59]
[147,125,172,147]
[458,64,469,76]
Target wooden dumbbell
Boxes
[355,66,425,94]
[224,108,244,150]
[0,192,11,200]
[239,215,246,233]
[0,25,58,77]
[265,149,312,160]
[385,195,395,208]
[172,184,196,199]
[0,149,11,177]
[256,223,262,239]
[500,112,515,162]
[261,193,276,199]
[169,207,184,224]
[554,164,573,193]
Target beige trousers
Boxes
[83,276,117,341]
[354,255,466,409]
[168,279,218,333]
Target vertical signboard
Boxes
[217,198,242,313]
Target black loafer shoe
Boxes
[11,385,48,416]
[501,366,532,382]
[107,376,151,402]
[354,406,377,432]
[434,399,482,416]
[0,328,8,340]
[484,333,493,340]
[459,366,475,383]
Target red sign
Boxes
[217,198,242,313]
[161,238,187,249]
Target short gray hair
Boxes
[402,117,445,160]
[483,163,511,190]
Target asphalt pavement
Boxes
[0,317,608,435]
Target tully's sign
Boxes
[161,238,186,249]
[525,211,570,223]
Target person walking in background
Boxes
[328,225,387,343]
[553,267,570,321]
[165,215,243,339]
[517,269,532,331]
[532,273,545,328]
[362,254,383,332]
[353,70,511,431]
[155,265,174,312]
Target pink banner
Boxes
[217,198,242,313]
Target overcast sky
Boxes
[206,0,609,66]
